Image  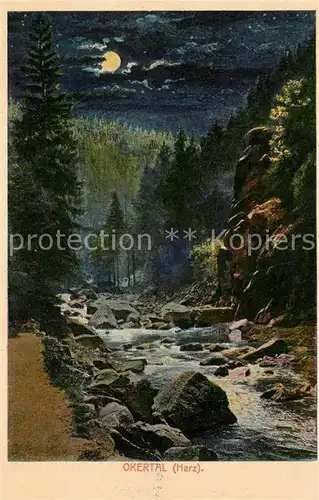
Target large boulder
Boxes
[88,303,118,329]
[199,354,229,366]
[163,445,218,461]
[240,338,288,362]
[99,402,134,430]
[98,299,140,322]
[161,302,194,327]
[130,422,190,453]
[152,371,237,434]
[195,306,234,326]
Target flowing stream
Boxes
[97,326,317,461]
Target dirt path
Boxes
[8,333,88,461]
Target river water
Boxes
[98,326,317,461]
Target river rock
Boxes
[259,359,277,367]
[99,403,134,432]
[260,383,309,402]
[103,300,140,322]
[122,378,158,422]
[118,358,147,374]
[180,343,203,352]
[241,339,288,362]
[147,321,170,330]
[66,317,95,336]
[226,360,244,369]
[110,428,161,461]
[199,354,229,366]
[93,357,119,371]
[76,288,98,300]
[88,302,118,329]
[214,366,229,377]
[160,337,175,344]
[94,368,121,382]
[195,306,234,326]
[69,299,87,309]
[221,346,256,360]
[87,302,99,315]
[72,333,106,349]
[88,371,130,393]
[209,344,225,352]
[161,302,194,327]
[130,422,190,452]
[120,321,136,329]
[163,445,218,461]
[229,319,254,335]
[152,371,237,433]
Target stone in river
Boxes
[199,354,229,366]
[241,339,288,362]
[152,371,237,433]
[180,343,203,352]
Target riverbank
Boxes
[8,333,90,460]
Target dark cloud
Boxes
[8,11,315,136]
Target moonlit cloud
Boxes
[146,59,181,71]
[122,62,138,74]
[78,41,108,51]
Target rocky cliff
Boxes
[218,125,315,325]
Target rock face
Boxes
[195,306,234,326]
[240,338,288,362]
[161,302,194,327]
[215,125,315,321]
[88,303,118,329]
[131,422,190,452]
[163,445,218,461]
[152,371,237,433]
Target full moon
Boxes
[101,51,121,73]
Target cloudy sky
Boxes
[8,11,315,136]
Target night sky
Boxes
[8,11,315,137]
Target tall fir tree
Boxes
[9,14,82,320]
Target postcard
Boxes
[1,4,318,500]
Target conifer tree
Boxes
[9,14,82,319]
